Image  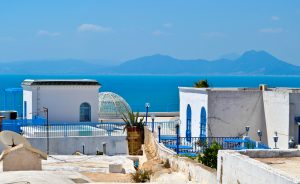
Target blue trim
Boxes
[200,107,207,138]
[186,104,192,142]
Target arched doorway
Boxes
[186,104,192,142]
[200,107,207,137]
[80,102,91,122]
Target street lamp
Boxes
[158,125,161,143]
[245,126,250,136]
[273,131,278,149]
[289,137,295,149]
[43,107,49,155]
[151,113,155,133]
[257,130,262,141]
[145,103,150,125]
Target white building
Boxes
[179,85,300,149]
[22,79,101,122]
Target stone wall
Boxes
[144,128,217,184]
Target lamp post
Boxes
[273,131,278,149]
[158,125,161,143]
[145,103,150,125]
[289,137,295,149]
[175,123,180,154]
[151,113,155,133]
[43,107,49,155]
[82,143,85,154]
[257,130,262,142]
[245,126,250,137]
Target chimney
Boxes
[259,84,268,91]
[0,116,4,132]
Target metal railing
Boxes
[148,123,270,155]
[21,122,126,138]
[160,136,241,154]
[2,119,126,138]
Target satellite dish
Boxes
[0,131,31,149]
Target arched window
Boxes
[200,107,207,137]
[80,102,91,122]
[186,104,192,142]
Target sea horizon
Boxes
[2,74,300,112]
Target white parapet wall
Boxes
[27,136,128,155]
[218,149,300,184]
[144,127,217,184]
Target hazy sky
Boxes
[0,0,299,65]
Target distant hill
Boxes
[1,50,300,75]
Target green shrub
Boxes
[194,80,209,88]
[131,169,152,183]
[198,141,222,169]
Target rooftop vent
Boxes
[259,84,268,91]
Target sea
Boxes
[2,74,300,112]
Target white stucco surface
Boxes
[179,87,300,149]
[179,88,208,138]
[28,136,128,155]
[218,149,300,184]
[23,84,100,122]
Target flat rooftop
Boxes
[22,79,101,86]
[179,86,300,93]
[255,157,300,181]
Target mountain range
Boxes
[1,50,300,75]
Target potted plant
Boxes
[122,110,145,155]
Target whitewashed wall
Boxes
[179,87,208,137]
[28,136,128,155]
[23,85,100,122]
[218,150,300,184]
[207,90,267,142]
[263,90,290,149]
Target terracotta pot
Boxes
[127,126,143,155]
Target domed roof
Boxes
[99,92,132,119]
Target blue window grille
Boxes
[80,102,91,122]
[200,107,207,138]
[186,104,192,142]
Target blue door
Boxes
[200,107,207,137]
[186,104,192,142]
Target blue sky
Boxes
[0,0,299,65]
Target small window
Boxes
[80,102,91,122]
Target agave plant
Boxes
[122,109,145,130]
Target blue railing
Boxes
[160,136,241,154]
[20,122,126,138]
[2,119,126,137]
[2,118,46,133]
[159,136,270,155]
[151,124,270,156]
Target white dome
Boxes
[99,92,131,119]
